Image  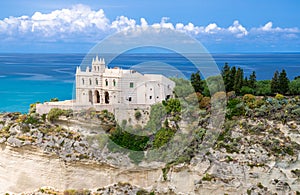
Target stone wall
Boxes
[36,101,150,124]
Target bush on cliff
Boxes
[47,108,71,122]
[153,128,176,148]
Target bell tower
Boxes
[92,55,106,73]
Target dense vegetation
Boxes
[107,98,182,164]
[106,63,300,165]
[190,62,300,96]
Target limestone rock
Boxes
[7,136,22,147]
[0,137,6,144]
[9,124,20,135]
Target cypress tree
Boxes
[234,67,244,94]
[228,66,236,92]
[278,69,289,94]
[249,71,257,89]
[244,76,249,87]
[222,63,231,92]
[271,70,280,94]
[190,71,203,93]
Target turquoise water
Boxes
[0,53,299,113]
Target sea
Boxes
[0,53,300,113]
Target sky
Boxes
[0,0,299,53]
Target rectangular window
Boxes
[130,82,134,88]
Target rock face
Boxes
[1,143,300,195]
[0,144,161,194]
[1,95,300,194]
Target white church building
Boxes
[36,56,175,117]
[76,56,175,106]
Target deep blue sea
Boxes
[0,53,300,113]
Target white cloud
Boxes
[0,4,110,37]
[261,22,273,31]
[227,20,248,37]
[205,23,221,34]
[151,17,174,30]
[253,21,299,33]
[140,18,148,29]
[111,16,136,31]
[0,4,298,43]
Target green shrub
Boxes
[275,93,284,100]
[134,110,142,120]
[199,96,211,109]
[50,97,59,102]
[247,189,251,195]
[243,94,256,104]
[144,103,166,133]
[240,86,255,95]
[164,98,181,115]
[153,128,176,148]
[256,80,272,96]
[291,169,300,177]
[171,78,194,98]
[24,115,39,124]
[289,78,300,95]
[202,173,214,181]
[292,108,300,116]
[109,126,149,151]
[63,189,91,195]
[47,108,69,122]
[136,189,150,195]
[162,165,170,181]
[257,182,264,189]
[29,102,39,113]
[226,98,245,119]
[41,114,47,122]
[226,91,236,99]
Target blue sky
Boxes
[0,0,299,53]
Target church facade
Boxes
[75,56,175,106]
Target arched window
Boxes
[105,79,108,86]
[96,78,98,85]
[82,78,84,85]
[113,79,116,87]
[89,79,92,85]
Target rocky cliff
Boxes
[1,95,300,194]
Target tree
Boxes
[249,71,257,89]
[244,76,249,87]
[271,70,280,94]
[222,63,231,92]
[240,86,254,95]
[289,78,300,95]
[278,69,289,94]
[171,78,194,98]
[256,80,272,96]
[228,66,236,92]
[190,71,203,93]
[234,67,244,94]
